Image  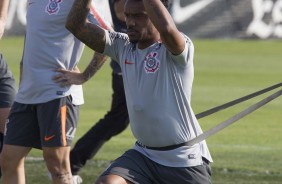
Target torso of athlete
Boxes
[16,0,84,105]
[103,31,213,167]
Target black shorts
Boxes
[4,96,80,149]
[0,54,16,108]
[101,149,212,184]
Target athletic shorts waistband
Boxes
[136,141,190,151]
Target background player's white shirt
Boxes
[16,0,84,105]
[16,0,110,105]
[103,31,212,167]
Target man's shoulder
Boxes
[180,33,192,44]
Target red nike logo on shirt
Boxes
[125,60,135,65]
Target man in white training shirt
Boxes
[65,0,213,183]
[1,0,110,183]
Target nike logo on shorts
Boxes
[44,135,55,141]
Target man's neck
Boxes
[137,37,161,50]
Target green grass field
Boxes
[1,37,282,183]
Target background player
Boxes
[1,1,109,183]
[0,0,17,178]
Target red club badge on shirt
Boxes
[46,0,63,15]
[143,52,160,74]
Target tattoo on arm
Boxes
[82,52,107,81]
[66,0,106,53]
[66,0,90,30]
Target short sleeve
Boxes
[103,30,129,65]
[169,35,194,67]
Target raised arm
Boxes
[0,0,10,39]
[65,0,106,53]
[143,0,185,55]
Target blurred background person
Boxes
[0,0,17,178]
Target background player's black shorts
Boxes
[0,54,17,108]
[4,96,80,149]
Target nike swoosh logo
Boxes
[44,135,55,141]
[172,0,215,24]
[125,60,135,65]
[28,2,35,6]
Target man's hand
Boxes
[53,52,108,87]
[53,68,86,87]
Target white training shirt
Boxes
[16,0,110,105]
[103,31,213,167]
[16,0,84,105]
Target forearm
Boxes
[53,52,107,87]
[65,0,90,33]
[81,52,107,82]
[142,0,174,35]
[0,0,10,39]
[66,0,106,53]
[143,0,184,55]
[0,0,9,20]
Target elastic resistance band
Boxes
[195,82,282,119]
[187,89,282,146]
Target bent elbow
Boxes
[160,28,185,55]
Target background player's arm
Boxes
[66,0,106,53]
[143,0,185,55]
[0,0,10,39]
[53,52,108,87]
[114,0,126,21]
